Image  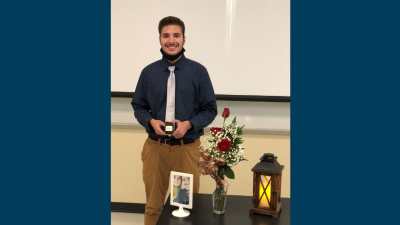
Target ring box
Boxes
[165,122,175,134]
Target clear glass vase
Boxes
[212,182,227,214]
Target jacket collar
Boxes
[160,54,188,71]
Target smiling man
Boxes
[179,176,191,205]
[131,16,217,225]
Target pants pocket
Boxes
[141,138,155,162]
[183,139,201,164]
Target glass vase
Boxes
[212,182,227,214]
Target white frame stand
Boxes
[172,206,190,217]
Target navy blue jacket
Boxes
[131,55,217,139]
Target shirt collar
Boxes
[160,54,187,71]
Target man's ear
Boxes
[183,36,186,45]
[159,36,161,45]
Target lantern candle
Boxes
[258,175,271,208]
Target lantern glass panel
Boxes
[258,175,271,208]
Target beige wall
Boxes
[111,128,290,203]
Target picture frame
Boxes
[170,171,193,214]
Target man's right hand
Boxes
[150,119,166,136]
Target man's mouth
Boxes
[167,45,178,50]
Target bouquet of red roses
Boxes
[198,108,247,192]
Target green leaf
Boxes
[232,117,237,124]
[237,125,245,135]
[234,138,243,144]
[221,165,235,179]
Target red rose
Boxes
[217,139,231,152]
[222,108,230,118]
[210,127,224,137]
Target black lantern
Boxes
[249,153,284,218]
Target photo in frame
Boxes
[170,171,193,217]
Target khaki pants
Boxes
[141,137,202,225]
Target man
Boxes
[131,16,217,225]
[178,176,191,205]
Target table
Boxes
[156,193,290,225]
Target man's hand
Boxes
[171,119,191,139]
[150,119,166,136]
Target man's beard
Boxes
[160,47,185,61]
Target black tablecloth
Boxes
[156,193,290,225]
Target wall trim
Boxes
[111,123,290,136]
[111,202,145,214]
[111,92,290,102]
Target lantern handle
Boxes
[260,153,276,162]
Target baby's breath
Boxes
[200,117,246,167]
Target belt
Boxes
[148,134,198,146]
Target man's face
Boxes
[182,176,190,189]
[159,25,185,56]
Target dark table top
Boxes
[156,193,290,225]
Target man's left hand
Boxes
[171,119,191,139]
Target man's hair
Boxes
[158,16,185,36]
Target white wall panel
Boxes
[112,0,290,96]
